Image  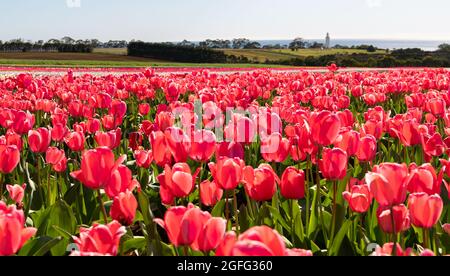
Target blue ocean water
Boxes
[257,39,449,51]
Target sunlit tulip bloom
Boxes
[310,111,341,146]
[101,114,122,131]
[28,127,51,153]
[0,202,36,256]
[155,111,175,132]
[154,204,211,247]
[134,149,153,169]
[242,164,278,201]
[64,131,85,152]
[164,127,191,163]
[11,111,35,135]
[362,119,384,140]
[365,163,408,207]
[138,103,151,116]
[391,120,422,147]
[408,193,443,229]
[334,130,360,157]
[158,163,198,200]
[371,243,414,257]
[319,148,348,181]
[6,184,26,204]
[86,118,101,134]
[355,135,377,162]
[95,128,122,150]
[377,205,410,234]
[52,156,67,173]
[261,132,290,163]
[280,167,305,200]
[71,147,126,190]
[427,98,446,118]
[45,147,67,172]
[105,165,140,199]
[224,114,256,144]
[4,130,23,151]
[109,100,127,119]
[193,217,227,252]
[150,131,172,167]
[216,226,288,256]
[72,221,126,256]
[423,133,446,158]
[407,163,440,195]
[209,157,245,190]
[51,123,68,142]
[215,141,244,160]
[190,130,216,162]
[165,82,181,102]
[200,180,223,207]
[0,145,20,174]
[343,183,372,213]
[110,190,138,226]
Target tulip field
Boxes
[1,66,450,257]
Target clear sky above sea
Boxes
[1,0,449,42]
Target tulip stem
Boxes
[390,207,397,256]
[97,191,108,224]
[329,181,338,247]
[423,228,430,250]
[233,189,240,235]
[305,156,311,232]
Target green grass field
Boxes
[222,48,385,62]
[0,47,384,68]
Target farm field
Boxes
[0,66,449,257]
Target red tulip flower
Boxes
[216,141,244,160]
[0,202,37,256]
[200,180,223,207]
[355,135,377,162]
[165,127,191,163]
[343,183,372,213]
[150,131,172,167]
[310,111,341,146]
[51,123,68,142]
[190,130,216,162]
[64,131,85,152]
[377,205,411,234]
[104,165,140,199]
[134,149,153,169]
[242,164,279,201]
[408,193,443,229]
[28,127,51,153]
[138,103,151,116]
[154,204,211,247]
[280,167,305,200]
[261,132,290,163]
[407,163,440,195]
[95,128,122,150]
[6,184,26,204]
[365,163,409,207]
[71,147,126,190]
[72,221,126,256]
[110,190,138,226]
[334,129,360,157]
[193,217,227,252]
[0,145,20,174]
[158,163,199,201]
[319,148,348,181]
[209,157,245,190]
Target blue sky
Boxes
[1,0,449,42]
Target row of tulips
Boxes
[0,66,449,256]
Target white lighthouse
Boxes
[325,33,331,49]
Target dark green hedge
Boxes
[128,42,228,63]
